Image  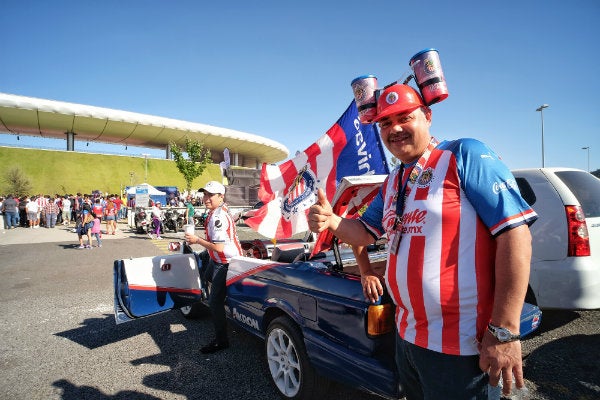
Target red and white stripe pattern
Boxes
[384,149,495,356]
[246,124,347,239]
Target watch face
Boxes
[497,329,510,341]
[489,324,519,342]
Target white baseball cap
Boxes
[199,181,225,195]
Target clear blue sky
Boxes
[1,1,598,171]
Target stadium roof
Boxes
[0,92,289,164]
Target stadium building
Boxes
[0,92,289,168]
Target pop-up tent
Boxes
[125,183,167,206]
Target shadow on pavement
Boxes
[53,379,162,400]
[525,333,600,400]
[53,309,279,400]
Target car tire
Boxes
[265,316,329,400]
[180,302,209,319]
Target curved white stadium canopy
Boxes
[0,92,289,165]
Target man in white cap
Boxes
[185,181,242,353]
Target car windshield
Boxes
[555,171,600,218]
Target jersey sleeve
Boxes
[359,182,385,239]
[442,138,537,236]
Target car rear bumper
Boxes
[531,257,600,309]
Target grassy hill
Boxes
[0,146,223,195]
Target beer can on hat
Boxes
[351,75,378,124]
[409,49,449,105]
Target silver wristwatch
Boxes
[487,323,521,342]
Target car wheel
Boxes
[180,302,209,319]
[265,316,328,400]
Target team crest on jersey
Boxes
[417,167,434,188]
[281,165,317,221]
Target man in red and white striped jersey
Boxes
[185,181,242,354]
[308,84,537,399]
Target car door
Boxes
[114,253,203,324]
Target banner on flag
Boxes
[245,100,389,239]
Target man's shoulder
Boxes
[437,137,489,152]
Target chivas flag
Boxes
[245,100,389,239]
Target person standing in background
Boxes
[77,210,94,249]
[186,195,195,225]
[2,194,19,229]
[92,198,103,220]
[44,199,59,228]
[114,194,124,220]
[54,194,63,225]
[91,214,102,248]
[19,196,28,227]
[104,197,117,235]
[62,196,71,227]
[36,195,48,227]
[26,196,39,228]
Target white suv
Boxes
[512,168,600,309]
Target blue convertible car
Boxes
[114,175,542,400]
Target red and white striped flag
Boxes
[245,101,388,239]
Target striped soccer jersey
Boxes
[360,138,537,355]
[205,204,242,264]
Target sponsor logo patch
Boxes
[233,307,259,330]
[492,179,517,194]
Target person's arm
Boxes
[185,232,225,253]
[479,224,532,396]
[308,189,375,247]
[185,210,229,254]
[352,245,384,303]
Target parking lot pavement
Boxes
[0,220,265,255]
[1,218,598,399]
[0,220,137,246]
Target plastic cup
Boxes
[184,224,195,235]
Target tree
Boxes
[170,139,212,194]
[3,167,32,197]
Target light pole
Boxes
[536,104,549,167]
[141,153,150,182]
[582,147,590,172]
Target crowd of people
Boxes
[0,193,128,249]
[0,192,127,230]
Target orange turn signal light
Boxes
[367,303,394,336]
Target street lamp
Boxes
[536,104,549,167]
[141,153,150,182]
[582,147,590,172]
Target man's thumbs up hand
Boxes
[308,188,335,233]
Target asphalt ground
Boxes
[0,220,598,400]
